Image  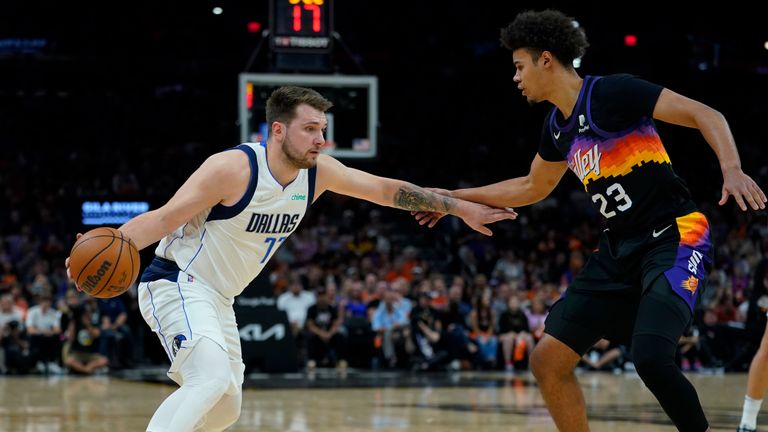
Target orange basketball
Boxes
[69,227,140,298]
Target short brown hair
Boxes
[265,86,333,125]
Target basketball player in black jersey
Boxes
[414,9,766,432]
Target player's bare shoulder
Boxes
[203,148,253,205]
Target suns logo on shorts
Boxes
[681,276,699,294]
[172,334,187,357]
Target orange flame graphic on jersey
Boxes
[681,276,699,294]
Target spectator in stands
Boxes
[676,326,703,372]
[390,276,413,317]
[9,284,28,320]
[57,289,82,337]
[362,273,378,303]
[371,287,412,368]
[471,274,490,302]
[342,279,367,320]
[411,291,447,370]
[580,339,625,372]
[699,307,729,369]
[498,296,533,373]
[469,290,498,369]
[277,276,315,337]
[26,293,63,374]
[366,280,388,312]
[2,319,33,374]
[64,298,108,374]
[525,296,549,342]
[491,282,514,327]
[340,278,374,368]
[712,285,738,324]
[732,257,751,303]
[444,284,471,328]
[98,296,133,369]
[492,250,525,284]
[442,284,475,369]
[429,275,449,312]
[305,286,346,370]
[0,261,19,294]
[0,292,27,373]
[0,294,23,331]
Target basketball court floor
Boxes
[0,369,751,431]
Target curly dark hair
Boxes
[500,9,589,68]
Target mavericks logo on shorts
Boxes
[172,334,187,357]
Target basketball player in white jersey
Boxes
[66,86,516,431]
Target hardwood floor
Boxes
[0,371,751,431]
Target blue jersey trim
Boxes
[207,144,259,222]
[585,76,652,139]
[140,256,179,283]
[306,166,317,212]
[552,75,591,133]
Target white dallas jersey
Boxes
[153,142,316,298]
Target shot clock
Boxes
[270,0,333,53]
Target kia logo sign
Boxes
[239,323,286,342]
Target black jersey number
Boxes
[591,183,633,219]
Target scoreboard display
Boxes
[270,0,333,53]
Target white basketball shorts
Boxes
[138,270,244,394]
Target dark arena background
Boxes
[1,1,767,430]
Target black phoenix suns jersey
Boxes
[538,74,697,234]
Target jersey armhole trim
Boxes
[207,144,259,222]
[306,166,317,212]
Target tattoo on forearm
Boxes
[394,185,453,213]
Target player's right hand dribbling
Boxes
[66,233,84,292]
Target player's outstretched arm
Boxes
[412,155,568,228]
[450,155,568,207]
[315,154,517,236]
[653,88,766,211]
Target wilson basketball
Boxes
[69,227,140,298]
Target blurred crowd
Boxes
[1,142,766,376]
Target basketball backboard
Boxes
[239,73,378,159]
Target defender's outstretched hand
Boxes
[459,202,518,236]
[719,169,766,211]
